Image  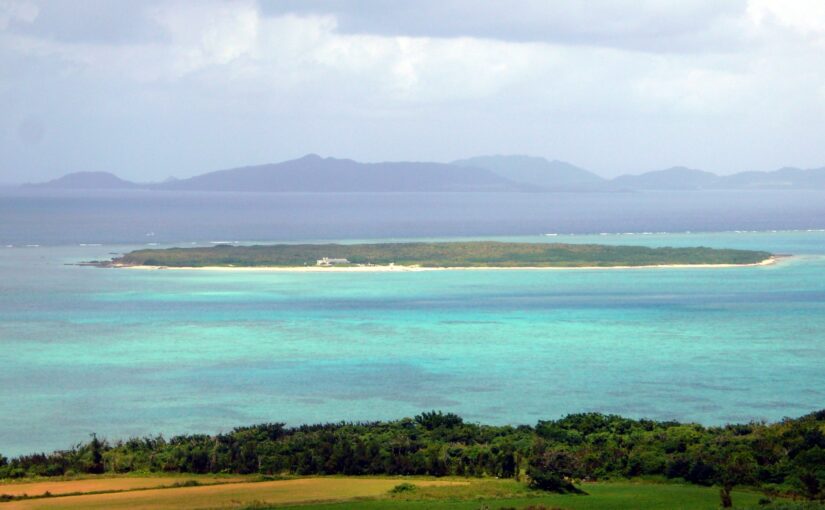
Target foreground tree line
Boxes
[2,410,824,505]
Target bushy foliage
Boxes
[527,447,584,493]
[389,482,417,493]
[3,410,824,501]
[112,242,772,268]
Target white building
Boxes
[316,257,350,266]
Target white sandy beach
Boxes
[114,256,779,272]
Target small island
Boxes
[101,241,775,270]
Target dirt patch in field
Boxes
[3,477,466,509]
[0,475,247,497]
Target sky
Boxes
[2,0,825,182]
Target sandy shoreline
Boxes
[112,256,779,272]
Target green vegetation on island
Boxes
[108,241,773,268]
[3,410,825,508]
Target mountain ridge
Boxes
[150,154,533,192]
[451,154,605,191]
[25,171,141,190]
[25,155,825,191]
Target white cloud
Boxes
[633,66,750,115]
[311,33,541,103]
[747,0,825,37]
[3,0,825,178]
[4,1,823,115]
[0,0,38,30]
[149,0,260,76]
[74,8,542,104]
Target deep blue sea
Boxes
[1,189,824,456]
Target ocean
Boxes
[1,189,824,456]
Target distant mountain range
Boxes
[609,166,825,190]
[30,171,141,190]
[153,154,533,192]
[25,154,825,192]
[452,155,604,191]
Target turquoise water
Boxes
[1,231,825,456]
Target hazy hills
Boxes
[610,165,825,190]
[153,154,531,192]
[26,154,825,192]
[28,171,141,190]
[29,154,529,193]
[452,155,604,191]
[610,167,717,190]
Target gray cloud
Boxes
[1,0,164,43]
[1,0,825,182]
[260,0,749,53]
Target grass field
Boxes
[0,475,771,510]
[0,474,249,497]
[1,477,463,509]
[275,479,767,510]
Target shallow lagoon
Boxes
[2,230,824,456]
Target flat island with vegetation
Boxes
[102,241,775,269]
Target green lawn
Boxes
[269,480,767,510]
[0,475,786,510]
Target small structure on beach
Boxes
[316,257,350,266]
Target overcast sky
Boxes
[2,0,825,182]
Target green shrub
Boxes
[390,482,417,494]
